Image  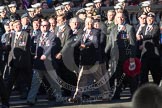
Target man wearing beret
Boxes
[21,13,32,33]
[137,12,161,85]
[135,12,147,58]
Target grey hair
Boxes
[69,17,79,23]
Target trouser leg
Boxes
[27,70,43,103]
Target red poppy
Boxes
[123,58,141,77]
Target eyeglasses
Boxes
[41,25,48,27]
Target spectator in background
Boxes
[0,6,9,23]
[80,0,89,8]
[31,3,42,16]
[17,3,25,10]
[103,0,113,6]
[132,83,162,108]
[31,0,39,5]
[8,3,21,20]
[3,0,10,5]
[27,8,35,20]
[41,1,49,9]
[62,1,73,20]
[139,1,151,14]
[55,5,65,16]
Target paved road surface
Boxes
[0,87,133,108]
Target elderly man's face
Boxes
[116,13,125,25]
[69,19,79,30]
[85,17,93,29]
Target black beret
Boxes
[137,12,147,18]
[21,13,28,19]
[3,19,10,26]
[32,16,40,22]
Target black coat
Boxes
[79,29,100,65]
[8,31,31,68]
[30,29,41,55]
[33,32,56,70]
[139,24,160,59]
[55,24,73,54]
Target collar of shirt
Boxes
[16,31,21,36]
[86,29,91,34]
[118,25,124,31]
[22,25,27,29]
[5,32,10,34]
[147,24,153,28]
[108,21,113,24]
[58,24,65,32]
[33,30,37,35]
[42,32,48,37]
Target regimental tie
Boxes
[145,25,152,35]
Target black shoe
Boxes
[20,92,28,99]
[26,101,35,106]
[112,96,120,100]
[82,94,90,100]
[68,97,82,103]
[47,95,56,101]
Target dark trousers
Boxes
[5,66,31,99]
[57,60,77,96]
[140,57,161,85]
[110,52,138,99]
[0,75,9,106]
